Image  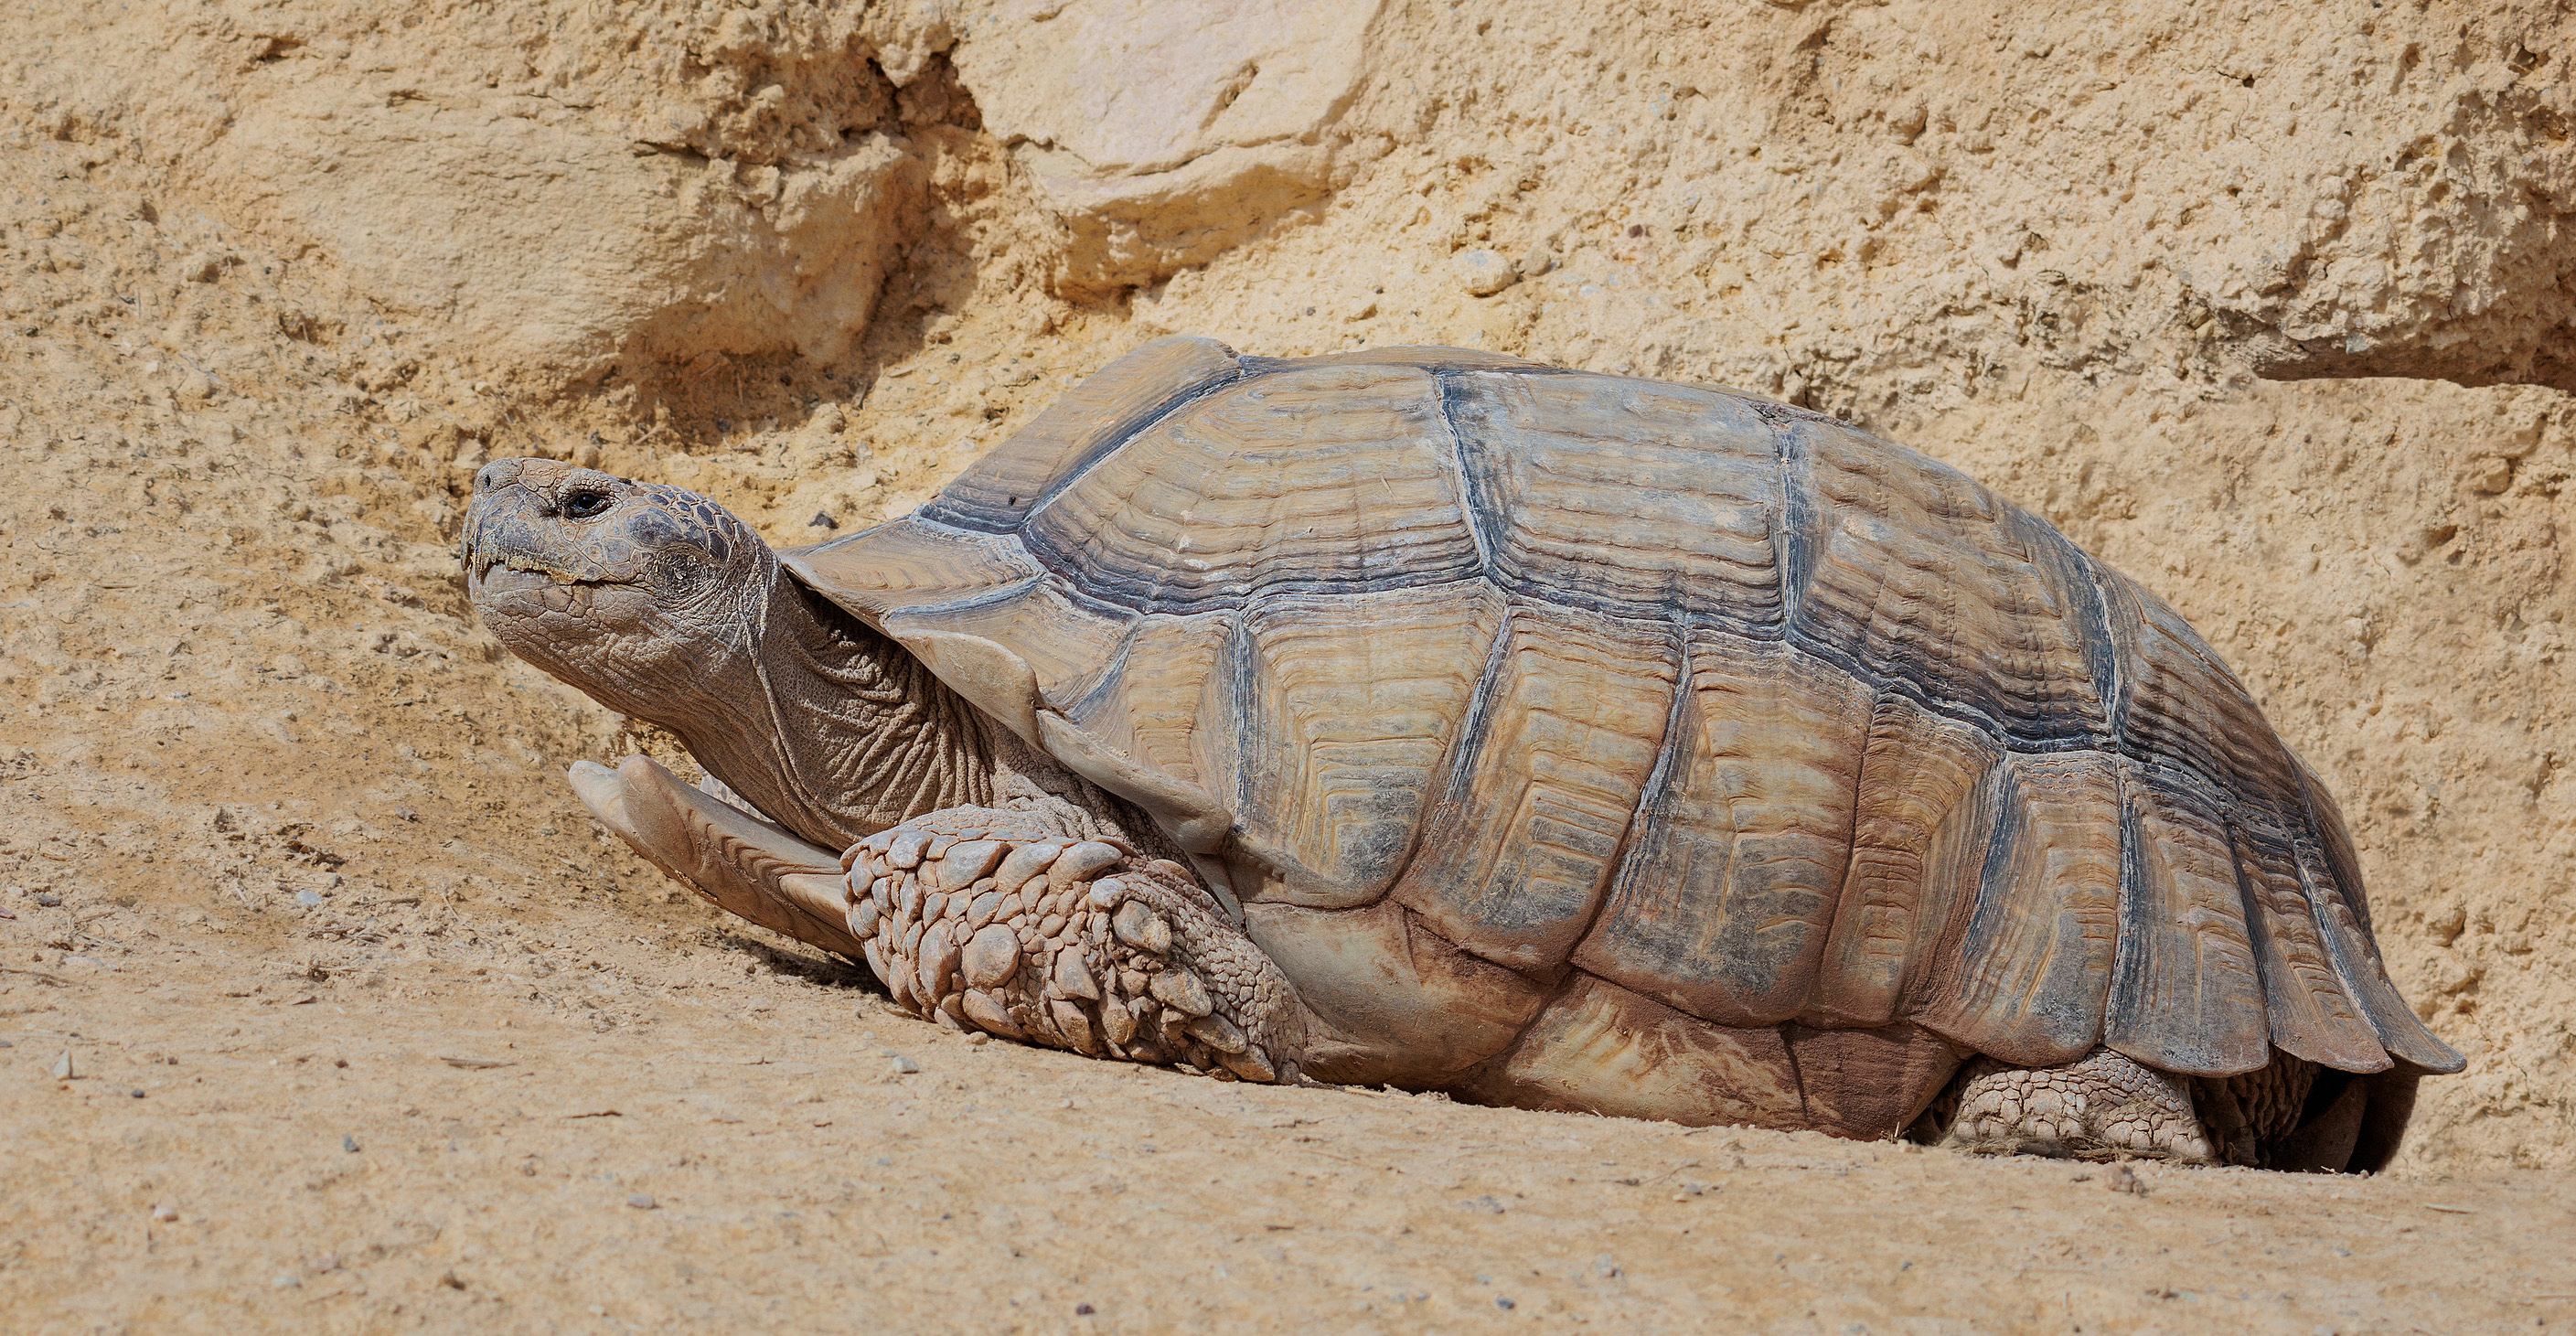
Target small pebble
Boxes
[150,1204,178,1223]
[891,1055,920,1074]
[1451,248,1519,296]
[295,890,324,909]
[32,892,61,908]
[343,1135,360,1153]
[627,1193,657,1210]
[273,1274,303,1289]
[1497,1297,1517,1310]
[1074,1303,1096,1316]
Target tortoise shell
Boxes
[786,337,2461,1107]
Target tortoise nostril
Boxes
[474,462,509,495]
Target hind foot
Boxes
[1940,1046,2216,1163]
[841,806,1306,1085]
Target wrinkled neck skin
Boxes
[661,571,1001,853]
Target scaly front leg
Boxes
[841,807,1306,1085]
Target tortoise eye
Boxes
[561,489,613,519]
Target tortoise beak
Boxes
[461,458,585,583]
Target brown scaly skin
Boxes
[463,459,999,850]
[840,806,1307,1084]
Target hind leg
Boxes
[1940,1046,2217,1163]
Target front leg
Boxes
[842,807,1307,1085]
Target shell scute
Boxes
[1024,360,1480,611]
[1791,419,2113,748]
[1805,695,2001,1029]
[924,336,1245,534]
[1909,753,2124,1067]
[1444,369,1787,627]
[1392,600,1680,971]
[1571,631,1872,1029]
[2106,768,2272,1075]
[883,575,1136,712]
[785,515,1042,623]
[1230,584,1502,908]
[1058,612,1236,796]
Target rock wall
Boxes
[1,0,2570,1169]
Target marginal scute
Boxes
[2229,811,2390,1074]
[1783,1021,1966,1138]
[886,628,1042,743]
[925,336,1246,534]
[1911,753,2123,1068]
[2105,771,2271,1076]
[1460,974,1804,1128]
[893,579,1138,711]
[784,515,1045,624]
[1803,696,1999,1028]
[2294,762,2467,1074]
[1034,709,1234,854]
[1243,900,1547,1088]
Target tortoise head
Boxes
[462,458,776,720]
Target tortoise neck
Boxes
[660,572,999,852]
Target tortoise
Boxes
[462,337,2463,1170]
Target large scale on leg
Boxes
[463,337,2464,1173]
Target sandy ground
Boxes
[4,1,2575,1331]
[7,954,2573,1333]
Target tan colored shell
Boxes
[785,337,2462,1100]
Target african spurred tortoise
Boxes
[462,339,2462,1170]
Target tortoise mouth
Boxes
[467,561,629,617]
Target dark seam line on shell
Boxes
[794,513,1043,581]
[2058,532,2131,740]
[1944,762,2030,1042]
[1573,618,1694,957]
[1224,605,1258,821]
[2111,698,2261,819]
[1427,584,1518,827]
[2220,798,2318,1069]
[1778,1022,1812,1127]
[1037,533,2122,756]
[864,572,1051,625]
[923,365,1257,535]
[2291,762,2371,935]
[1804,686,1883,1023]
[1768,415,1821,630]
[1031,535,2122,760]
[2104,754,2154,1062]
[1053,611,1157,724]
[1431,369,1501,579]
[2289,829,2418,1068]
[2287,764,2448,1072]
